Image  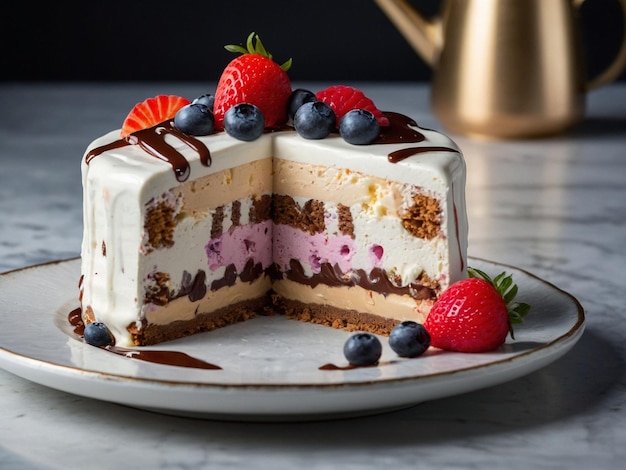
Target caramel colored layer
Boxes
[178,158,272,215]
[144,275,272,326]
[128,296,272,346]
[272,279,432,323]
[273,159,404,208]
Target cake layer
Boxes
[276,298,402,336]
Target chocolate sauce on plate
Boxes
[68,308,221,370]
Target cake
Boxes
[78,34,468,348]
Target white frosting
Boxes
[81,122,467,346]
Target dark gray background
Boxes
[3,0,625,82]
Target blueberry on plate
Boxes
[192,93,215,111]
[339,109,380,145]
[174,103,215,135]
[83,321,113,347]
[343,332,383,366]
[293,101,336,139]
[389,321,431,358]
[224,103,265,141]
[287,88,316,121]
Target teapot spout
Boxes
[374,0,441,67]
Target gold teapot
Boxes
[375,0,626,139]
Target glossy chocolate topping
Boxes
[374,112,426,145]
[375,112,459,162]
[86,121,211,182]
[85,113,458,183]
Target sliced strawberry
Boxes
[121,95,191,138]
[316,85,390,127]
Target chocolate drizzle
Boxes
[68,307,84,336]
[85,112,459,183]
[85,139,129,164]
[319,359,399,371]
[375,112,426,144]
[388,146,460,163]
[104,345,221,370]
[375,112,459,163]
[86,121,211,182]
[67,308,221,370]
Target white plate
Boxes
[0,257,584,422]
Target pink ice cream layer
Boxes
[205,221,272,272]
[205,222,385,275]
[273,224,355,273]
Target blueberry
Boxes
[389,321,431,358]
[223,103,265,141]
[343,332,383,366]
[174,103,215,135]
[293,101,336,139]
[287,88,316,121]
[192,93,215,111]
[339,109,380,145]
[84,321,113,347]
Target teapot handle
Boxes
[374,0,441,67]
[576,0,626,89]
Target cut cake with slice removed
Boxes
[80,112,467,347]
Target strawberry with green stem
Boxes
[424,267,531,353]
[213,32,293,130]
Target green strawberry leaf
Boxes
[467,266,532,340]
[224,32,292,71]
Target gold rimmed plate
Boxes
[0,257,584,422]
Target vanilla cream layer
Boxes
[272,279,433,323]
[274,158,414,210]
[179,158,271,215]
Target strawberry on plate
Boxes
[423,267,531,353]
[316,85,390,127]
[213,32,292,130]
[121,95,191,138]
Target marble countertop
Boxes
[1,82,625,469]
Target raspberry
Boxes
[316,85,390,127]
